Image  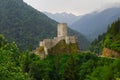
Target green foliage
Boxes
[89,33,106,55]
[104,19,120,53]
[62,55,79,80]
[37,46,44,53]
[0,35,32,80]
[90,19,120,54]
[0,35,120,80]
[0,34,7,48]
[87,58,120,80]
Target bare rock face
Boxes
[102,48,120,58]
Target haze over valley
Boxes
[43,6,120,41]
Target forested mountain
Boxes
[0,0,89,50]
[44,12,80,25]
[70,7,120,41]
[104,19,120,52]
[102,19,120,57]
[89,19,120,57]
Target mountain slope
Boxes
[0,0,57,50]
[0,0,89,50]
[102,19,120,58]
[71,7,120,41]
[90,19,120,57]
[44,12,80,25]
[103,19,120,52]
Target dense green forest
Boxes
[89,33,106,55]
[104,19,120,52]
[0,0,89,50]
[0,35,120,80]
[89,19,120,54]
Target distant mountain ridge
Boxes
[0,0,89,50]
[44,12,80,25]
[70,7,120,41]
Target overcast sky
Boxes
[23,0,120,15]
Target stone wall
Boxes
[65,36,77,44]
[39,36,77,55]
[57,23,68,37]
[36,23,78,57]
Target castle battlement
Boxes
[36,23,77,58]
[58,23,68,37]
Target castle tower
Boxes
[57,23,68,37]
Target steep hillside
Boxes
[0,0,89,50]
[102,19,120,57]
[103,19,120,52]
[90,19,120,57]
[44,12,80,25]
[71,7,120,41]
[102,48,120,58]
[0,0,57,50]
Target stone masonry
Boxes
[36,23,77,57]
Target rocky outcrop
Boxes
[34,39,80,59]
[102,47,120,58]
[48,40,80,54]
[34,23,80,59]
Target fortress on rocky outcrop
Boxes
[35,23,78,58]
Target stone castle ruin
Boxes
[35,23,78,58]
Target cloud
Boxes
[23,0,120,15]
